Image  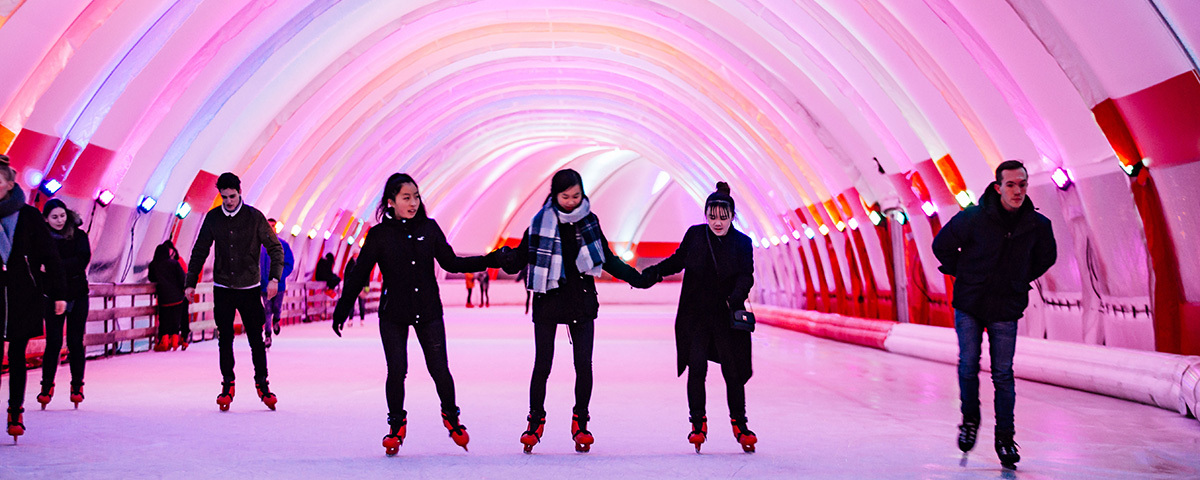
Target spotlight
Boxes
[1051,167,1073,190]
[136,195,157,213]
[323,230,332,240]
[174,202,191,219]
[954,191,975,208]
[307,229,317,239]
[39,178,62,196]
[868,211,882,226]
[818,225,830,236]
[620,250,634,262]
[25,171,43,189]
[95,190,115,207]
[347,236,356,246]
[274,222,284,234]
[761,237,770,247]
[804,227,816,239]
[835,221,846,232]
[290,225,302,237]
[792,230,801,240]
[778,235,789,245]
[769,236,780,246]
[847,218,859,230]
[358,237,365,248]
[892,210,908,225]
[921,201,937,217]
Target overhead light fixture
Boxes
[835,221,846,232]
[868,211,882,226]
[1051,167,1073,190]
[347,236,356,245]
[620,250,634,262]
[778,235,789,245]
[358,237,365,248]
[323,230,332,240]
[892,210,908,225]
[25,170,43,189]
[847,218,859,230]
[921,201,937,217]
[174,202,191,219]
[792,230,801,240]
[804,227,816,239]
[136,195,157,214]
[290,225,302,237]
[955,191,975,208]
[95,190,115,207]
[274,222,284,234]
[307,229,318,239]
[39,178,62,196]
[818,225,830,236]
[761,237,770,248]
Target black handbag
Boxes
[706,230,755,332]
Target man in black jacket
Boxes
[185,172,285,411]
[932,160,1056,469]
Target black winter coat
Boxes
[0,206,67,341]
[50,227,90,299]
[503,219,642,325]
[148,257,188,306]
[932,183,1057,323]
[645,225,755,380]
[335,215,490,326]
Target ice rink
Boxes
[4,298,1199,479]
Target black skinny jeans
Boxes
[529,321,594,417]
[213,287,268,384]
[4,336,30,409]
[687,334,747,420]
[41,294,89,388]
[379,319,458,419]
[156,302,191,339]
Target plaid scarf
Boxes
[526,198,606,293]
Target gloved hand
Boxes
[332,315,346,337]
[628,266,659,289]
[486,246,513,268]
[641,265,663,287]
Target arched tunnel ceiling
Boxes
[0,0,1197,253]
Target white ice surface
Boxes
[4,286,1199,479]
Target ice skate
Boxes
[216,381,235,411]
[571,414,594,453]
[382,414,407,456]
[520,412,545,454]
[6,406,24,443]
[69,383,84,409]
[36,382,54,410]
[996,433,1020,470]
[442,409,469,451]
[255,381,278,410]
[731,417,757,453]
[688,416,707,453]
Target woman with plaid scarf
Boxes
[496,168,652,453]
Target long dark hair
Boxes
[545,168,586,209]
[42,198,82,238]
[375,173,428,222]
[153,240,177,264]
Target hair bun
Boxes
[0,154,9,166]
[715,181,730,195]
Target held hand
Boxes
[332,316,346,337]
[54,301,67,316]
[184,287,196,298]
[266,279,279,299]
[485,246,513,268]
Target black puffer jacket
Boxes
[49,227,90,299]
[1,206,67,340]
[932,183,1057,323]
[502,218,642,325]
[335,214,491,326]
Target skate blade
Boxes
[741,444,756,453]
[575,443,591,453]
[523,445,534,454]
[959,452,969,467]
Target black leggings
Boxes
[42,295,89,388]
[529,321,594,416]
[213,287,268,383]
[687,334,747,420]
[4,336,30,408]
[379,319,457,419]
[157,302,191,338]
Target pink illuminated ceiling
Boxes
[0,0,1196,257]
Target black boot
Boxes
[520,410,546,454]
[571,413,594,453]
[995,431,1020,469]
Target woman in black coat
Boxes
[495,168,649,454]
[36,199,91,410]
[0,155,67,442]
[148,240,190,351]
[332,173,502,456]
[641,182,757,453]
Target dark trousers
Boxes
[262,292,283,333]
[955,310,1018,435]
[379,319,457,418]
[686,333,747,420]
[4,336,30,408]
[42,295,89,388]
[213,287,268,383]
[157,302,190,338]
[353,296,365,321]
[529,321,594,416]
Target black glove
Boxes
[639,265,663,288]
[485,246,512,269]
[332,316,346,337]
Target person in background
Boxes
[149,241,189,352]
[477,269,490,308]
[36,198,91,410]
[344,252,367,326]
[260,218,294,347]
[464,272,475,308]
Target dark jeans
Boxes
[379,319,457,418]
[686,333,747,420]
[213,287,268,383]
[157,302,191,338]
[353,296,365,321]
[955,310,1018,435]
[529,321,594,416]
[4,336,30,408]
[42,295,89,388]
[262,292,283,333]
